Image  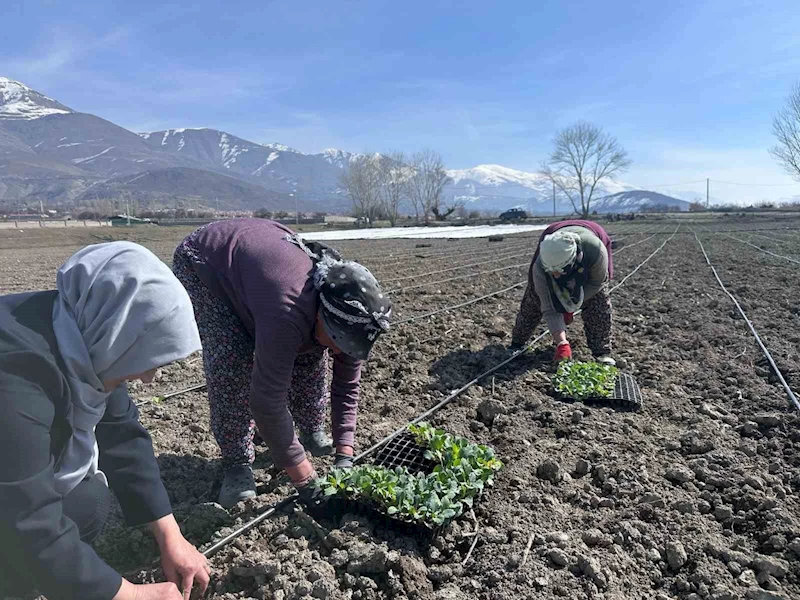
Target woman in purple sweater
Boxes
[173,219,391,507]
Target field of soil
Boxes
[2,214,800,600]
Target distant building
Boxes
[110,214,154,227]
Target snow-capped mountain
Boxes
[0,77,73,120]
[443,163,638,214]
[139,127,356,206]
[0,77,683,214]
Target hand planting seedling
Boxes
[313,422,502,528]
[553,360,618,401]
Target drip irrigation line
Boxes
[742,232,797,245]
[197,223,679,559]
[136,382,207,407]
[394,281,527,325]
[692,231,800,412]
[369,240,534,271]
[382,249,533,284]
[387,262,528,294]
[609,226,681,293]
[718,233,800,266]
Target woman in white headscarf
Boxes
[510,219,615,363]
[0,242,210,600]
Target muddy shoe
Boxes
[219,464,256,509]
[299,430,334,457]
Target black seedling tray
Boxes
[311,433,463,536]
[560,371,643,411]
[372,432,436,474]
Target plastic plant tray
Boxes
[560,371,643,411]
[371,432,436,474]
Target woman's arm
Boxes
[330,353,362,453]
[250,319,309,471]
[531,261,567,342]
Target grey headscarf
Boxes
[52,241,201,496]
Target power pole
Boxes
[706,178,710,209]
[552,181,556,217]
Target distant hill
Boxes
[0,76,684,215]
[75,167,286,210]
[592,190,690,212]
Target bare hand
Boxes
[134,582,185,600]
[160,536,210,600]
[113,579,183,600]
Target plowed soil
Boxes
[3,215,800,600]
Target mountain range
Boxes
[0,77,690,214]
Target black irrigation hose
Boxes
[199,224,679,558]
[719,232,800,266]
[395,281,527,325]
[387,262,528,294]
[381,247,534,284]
[368,240,534,271]
[693,232,800,412]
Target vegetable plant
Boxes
[553,360,618,401]
[313,423,503,528]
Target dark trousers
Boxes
[0,475,111,597]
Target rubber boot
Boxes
[218,464,256,509]
[299,430,334,457]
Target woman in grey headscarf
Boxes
[0,242,209,600]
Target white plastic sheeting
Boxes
[301,223,547,241]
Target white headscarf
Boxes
[52,241,201,496]
[540,231,580,272]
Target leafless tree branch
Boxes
[541,121,631,218]
[770,84,800,181]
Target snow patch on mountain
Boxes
[0,77,73,119]
[447,164,549,187]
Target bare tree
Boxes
[405,150,451,223]
[541,121,631,218]
[431,197,465,221]
[339,154,382,222]
[770,84,800,181]
[376,151,408,226]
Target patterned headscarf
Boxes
[287,234,391,360]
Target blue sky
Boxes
[4,0,800,203]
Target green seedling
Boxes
[313,422,503,528]
[553,360,618,401]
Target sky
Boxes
[4,0,800,204]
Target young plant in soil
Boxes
[553,360,619,401]
[313,422,503,527]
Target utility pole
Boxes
[126,196,130,226]
[706,178,710,209]
[552,181,556,217]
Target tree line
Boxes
[338,149,467,225]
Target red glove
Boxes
[554,341,572,362]
[564,312,574,325]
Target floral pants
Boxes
[173,235,330,468]
[511,285,613,356]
